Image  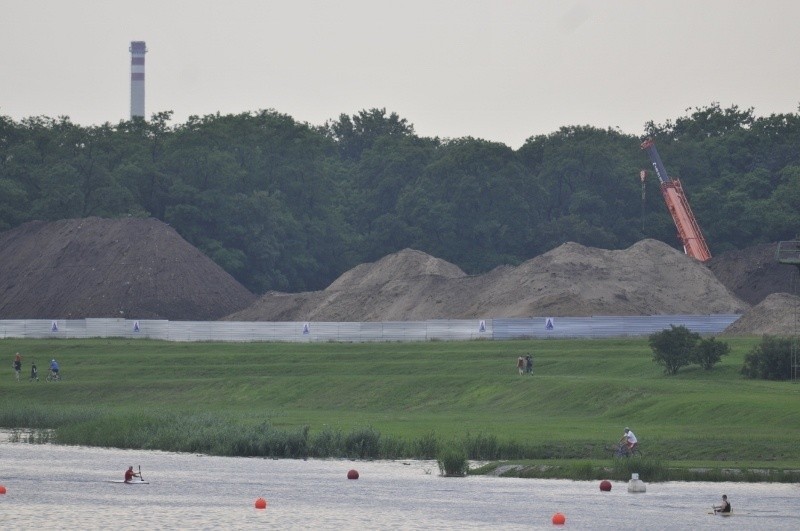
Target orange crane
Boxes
[641,139,712,261]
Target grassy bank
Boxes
[2,337,798,481]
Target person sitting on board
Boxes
[619,427,638,455]
[713,494,731,514]
[124,466,141,482]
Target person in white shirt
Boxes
[619,427,638,455]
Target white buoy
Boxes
[627,473,646,493]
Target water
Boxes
[1,440,798,530]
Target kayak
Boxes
[108,480,150,484]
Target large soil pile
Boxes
[4,216,797,333]
[225,240,749,321]
[722,293,800,336]
[707,243,797,305]
[0,217,255,320]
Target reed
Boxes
[437,444,469,476]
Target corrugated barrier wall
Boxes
[0,315,741,342]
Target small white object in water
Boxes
[628,472,646,493]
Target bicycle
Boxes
[46,369,62,382]
[612,442,641,458]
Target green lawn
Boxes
[3,337,798,475]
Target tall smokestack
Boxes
[129,41,147,119]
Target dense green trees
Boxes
[741,336,795,380]
[648,325,730,375]
[1,104,798,293]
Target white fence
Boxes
[0,315,741,342]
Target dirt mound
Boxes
[0,217,255,320]
[722,293,800,336]
[326,248,466,291]
[226,239,749,321]
[227,249,466,322]
[707,243,797,305]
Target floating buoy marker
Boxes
[600,479,612,491]
[254,497,267,509]
[552,512,566,525]
[0,485,6,494]
[627,472,646,493]
[347,469,359,480]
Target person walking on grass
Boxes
[13,352,22,381]
[30,361,39,382]
[49,359,60,380]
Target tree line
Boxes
[1,103,798,294]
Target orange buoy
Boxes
[552,512,566,525]
[347,469,359,480]
[0,485,6,494]
[254,497,267,509]
[600,479,612,491]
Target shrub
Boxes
[741,335,794,380]
[344,426,382,458]
[437,445,469,476]
[463,432,500,460]
[412,431,439,459]
[648,325,699,375]
[310,426,345,457]
[611,457,668,482]
[691,337,730,370]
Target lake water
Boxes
[0,440,798,530]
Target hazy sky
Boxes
[2,0,798,148]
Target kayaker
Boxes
[713,494,731,514]
[124,466,141,483]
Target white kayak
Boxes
[108,480,150,484]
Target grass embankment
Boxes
[2,337,798,482]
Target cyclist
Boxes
[619,427,638,456]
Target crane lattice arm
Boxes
[641,139,711,262]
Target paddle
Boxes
[139,465,144,482]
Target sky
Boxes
[2,0,799,149]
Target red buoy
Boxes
[254,497,267,509]
[347,469,359,480]
[0,485,6,494]
[552,512,566,525]
[600,480,612,491]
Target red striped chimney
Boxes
[129,41,147,119]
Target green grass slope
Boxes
[2,337,798,472]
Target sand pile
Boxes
[0,217,255,320]
[226,240,749,321]
[5,216,795,328]
[722,293,800,336]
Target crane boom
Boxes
[641,139,712,261]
